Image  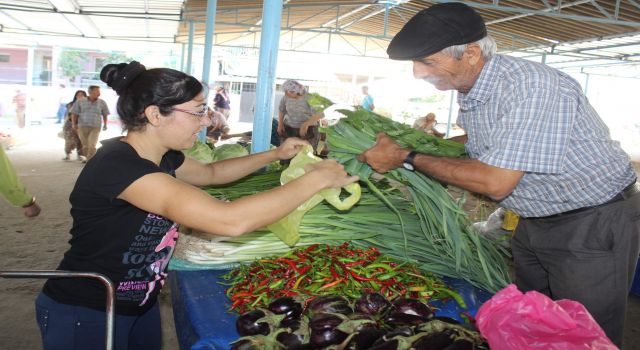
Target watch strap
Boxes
[404,151,417,167]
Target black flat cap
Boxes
[387,2,487,60]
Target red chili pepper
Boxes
[319,278,343,291]
[303,244,319,254]
[344,259,368,267]
[329,266,340,279]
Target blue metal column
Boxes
[186,21,194,75]
[252,0,283,153]
[199,0,218,142]
[445,90,455,138]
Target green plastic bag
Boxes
[267,145,361,246]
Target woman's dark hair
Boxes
[100,61,203,132]
[67,90,87,108]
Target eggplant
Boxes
[383,326,414,339]
[443,339,474,350]
[276,331,305,349]
[269,296,303,320]
[354,292,391,317]
[385,312,427,327]
[309,312,345,331]
[344,327,385,350]
[306,295,353,316]
[389,298,433,320]
[309,328,348,349]
[235,309,271,336]
[410,331,455,350]
[368,339,400,350]
[280,317,302,331]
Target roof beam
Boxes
[435,0,640,27]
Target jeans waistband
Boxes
[531,180,639,220]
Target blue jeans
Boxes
[35,292,161,350]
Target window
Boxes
[0,54,9,63]
[230,81,241,94]
[95,58,105,71]
[241,83,256,92]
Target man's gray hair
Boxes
[441,35,497,60]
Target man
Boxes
[360,85,375,112]
[71,86,109,162]
[359,3,639,346]
[12,89,26,128]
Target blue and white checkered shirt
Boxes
[457,55,635,218]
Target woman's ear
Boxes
[144,105,161,126]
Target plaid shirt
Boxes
[71,98,109,128]
[457,55,635,217]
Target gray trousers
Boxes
[512,192,640,347]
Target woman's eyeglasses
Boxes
[171,106,209,118]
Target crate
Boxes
[632,257,640,297]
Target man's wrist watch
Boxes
[402,151,417,171]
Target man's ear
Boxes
[464,44,482,66]
[144,105,161,126]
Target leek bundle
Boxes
[326,108,510,292]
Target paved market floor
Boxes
[0,120,638,349]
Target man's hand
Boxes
[358,133,409,173]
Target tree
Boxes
[59,50,88,80]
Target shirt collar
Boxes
[457,55,501,108]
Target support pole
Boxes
[445,90,455,138]
[200,0,218,142]
[252,0,283,153]
[186,21,195,75]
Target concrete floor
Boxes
[0,121,638,349]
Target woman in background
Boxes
[62,90,86,161]
[277,79,324,152]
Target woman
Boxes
[212,85,231,119]
[412,112,444,138]
[36,61,357,350]
[277,79,324,152]
[62,90,86,161]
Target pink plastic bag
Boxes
[476,284,618,350]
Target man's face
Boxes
[89,88,100,99]
[412,50,477,93]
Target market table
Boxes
[169,266,494,350]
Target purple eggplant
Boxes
[309,328,349,349]
[434,316,460,325]
[269,296,303,320]
[345,327,385,350]
[235,309,270,336]
[443,339,475,350]
[385,312,427,327]
[354,292,391,317]
[276,331,305,349]
[309,312,345,331]
[368,339,400,350]
[280,317,302,331]
[306,295,353,317]
[384,326,414,339]
[389,298,433,320]
[410,330,455,350]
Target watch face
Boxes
[403,162,414,171]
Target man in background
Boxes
[360,85,375,112]
[71,85,110,162]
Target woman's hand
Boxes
[275,137,309,160]
[304,159,359,189]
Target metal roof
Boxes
[1,0,640,69]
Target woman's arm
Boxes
[119,160,358,237]
[176,137,307,186]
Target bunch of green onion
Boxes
[325,108,510,292]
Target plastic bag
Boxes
[476,284,618,350]
[267,145,360,246]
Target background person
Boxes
[205,107,230,142]
[36,61,357,350]
[213,85,231,120]
[0,145,41,217]
[12,89,26,128]
[277,79,324,152]
[62,90,86,161]
[360,85,375,112]
[71,85,110,162]
[55,84,67,124]
[413,112,444,137]
[358,3,639,347]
